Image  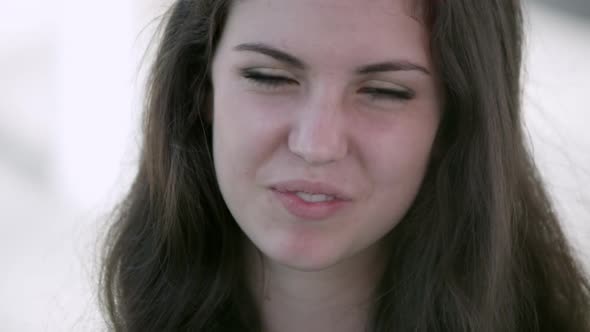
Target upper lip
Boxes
[270,179,353,201]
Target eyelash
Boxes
[242,70,414,101]
[242,71,297,88]
[358,87,414,101]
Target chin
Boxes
[259,238,348,272]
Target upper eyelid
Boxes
[359,85,412,93]
[242,69,299,84]
[362,79,407,89]
[241,67,296,77]
[241,67,410,85]
[242,70,299,84]
[359,80,415,96]
[360,87,415,99]
[240,68,414,94]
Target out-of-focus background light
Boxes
[0,0,588,330]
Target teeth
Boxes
[294,191,335,202]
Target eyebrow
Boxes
[234,43,306,70]
[234,42,431,76]
[356,61,430,76]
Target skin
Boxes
[211,0,441,330]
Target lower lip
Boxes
[271,189,351,220]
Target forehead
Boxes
[221,0,430,67]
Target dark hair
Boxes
[99,0,590,330]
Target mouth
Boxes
[270,179,353,201]
[270,188,351,220]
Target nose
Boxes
[288,93,348,165]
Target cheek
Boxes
[212,96,261,221]
[212,75,304,176]
[213,98,255,181]
[212,84,286,189]
[364,114,439,208]
[214,79,288,142]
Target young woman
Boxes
[100,0,590,331]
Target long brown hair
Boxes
[99,0,590,330]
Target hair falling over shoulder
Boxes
[99,0,590,331]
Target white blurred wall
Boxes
[0,1,588,330]
[522,1,590,267]
[0,1,171,330]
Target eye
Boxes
[241,69,299,89]
[359,87,415,102]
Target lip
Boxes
[271,189,351,220]
[270,180,352,201]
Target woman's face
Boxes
[211,0,441,271]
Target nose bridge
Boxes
[288,86,348,165]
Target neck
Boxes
[245,241,386,332]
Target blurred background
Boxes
[0,0,588,330]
